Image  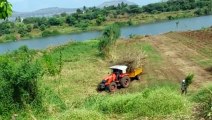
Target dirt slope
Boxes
[146,34,212,88]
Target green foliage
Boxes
[0,0,12,19]
[61,109,104,120]
[102,23,121,41]
[17,23,28,37]
[127,19,133,25]
[4,34,16,41]
[75,21,89,31]
[98,24,120,56]
[48,17,62,26]
[0,21,14,35]
[26,24,32,32]
[192,85,212,120]
[60,12,67,17]
[143,0,211,14]
[96,15,106,25]
[195,7,212,15]
[42,30,60,37]
[0,46,44,115]
[39,24,46,31]
[42,53,62,76]
[185,73,194,86]
[66,15,77,26]
[0,0,211,42]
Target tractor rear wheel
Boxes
[135,74,141,80]
[120,76,131,88]
[108,82,117,92]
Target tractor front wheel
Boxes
[108,82,117,92]
[120,76,131,88]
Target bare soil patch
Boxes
[146,35,212,88]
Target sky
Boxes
[8,0,161,12]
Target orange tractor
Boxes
[97,65,143,92]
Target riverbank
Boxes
[0,10,197,43]
[1,28,211,119]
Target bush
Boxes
[185,73,194,86]
[4,34,16,41]
[42,30,60,37]
[42,53,62,75]
[192,85,212,120]
[98,24,120,56]
[39,24,46,31]
[0,46,44,115]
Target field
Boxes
[1,28,212,120]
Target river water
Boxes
[0,15,212,54]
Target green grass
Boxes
[39,40,191,119]
[83,86,191,119]
[0,39,203,119]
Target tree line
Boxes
[0,0,211,40]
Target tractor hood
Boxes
[103,74,115,81]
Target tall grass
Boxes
[192,85,212,120]
[58,109,104,120]
[83,85,191,119]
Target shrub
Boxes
[98,24,120,56]
[0,46,44,114]
[185,73,194,86]
[39,24,46,31]
[4,34,16,41]
[42,30,60,37]
[192,85,212,120]
[42,53,62,75]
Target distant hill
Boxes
[9,0,137,20]
[10,7,76,20]
[98,0,137,8]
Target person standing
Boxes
[181,79,187,95]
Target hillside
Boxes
[11,7,76,19]
[10,0,136,19]
[98,0,136,8]
[43,28,212,119]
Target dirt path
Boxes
[147,35,212,88]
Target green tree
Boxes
[96,15,106,25]
[60,12,67,17]
[48,17,62,26]
[0,0,12,19]
[17,23,27,37]
[15,16,22,22]
[66,15,77,26]
[26,24,32,32]
[39,24,46,31]
[76,8,83,14]
[0,21,14,35]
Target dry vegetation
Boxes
[110,40,146,72]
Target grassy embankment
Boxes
[0,10,196,43]
[3,38,194,120]
[1,28,212,119]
